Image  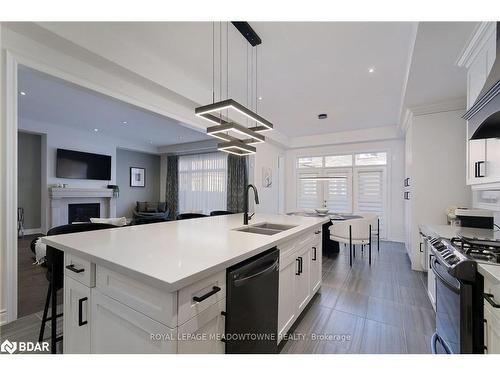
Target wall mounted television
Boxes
[56,148,111,180]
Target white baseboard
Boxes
[19,227,43,236]
[0,309,8,326]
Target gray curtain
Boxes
[165,155,178,220]
[227,155,248,213]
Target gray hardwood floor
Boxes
[281,241,435,354]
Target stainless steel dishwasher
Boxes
[225,247,279,354]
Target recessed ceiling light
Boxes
[368,67,375,73]
[19,91,27,96]
[121,121,128,125]
[258,96,263,101]
[93,128,99,132]
[318,113,328,120]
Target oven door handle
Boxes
[431,258,460,294]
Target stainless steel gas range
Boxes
[428,235,500,353]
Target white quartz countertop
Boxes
[419,224,500,241]
[478,264,500,283]
[41,213,328,292]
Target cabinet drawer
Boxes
[64,253,95,287]
[96,266,177,328]
[178,271,226,326]
[91,289,176,354]
[484,276,500,322]
[177,299,226,354]
[278,231,315,261]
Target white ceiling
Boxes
[37,22,417,138]
[24,22,479,142]
[17,65,210,148]
[403,22,478,109]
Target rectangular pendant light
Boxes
[196,99,273,131]
[207,122,265,144]
[217,141,256,156]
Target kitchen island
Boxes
[41,213,328,354]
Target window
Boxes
[325,154,352,167]
[296,151,388,237]
[178,152,227,215]
[355,152,387,166]
[297,157,323,169]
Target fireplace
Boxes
[68,203,100,224]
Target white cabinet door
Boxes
[90,289,176,354]
[295,245,311,314]
[278,256,297,342]
[63,276,91,354]
[177,299,226,354]
[309,241,322,294]
[484,304,500,354]
[468,139,486,183]
[486,138,500,182]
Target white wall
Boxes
[0,21,7,325]
[250,142,286,214]
[285,139,406,242]
[19,117,159,231]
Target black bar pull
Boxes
[477,161,485,177]
[474,161,478,178]
[295,258,301,275]
[419,242,423,253]
[484,293,500,308]
[298,257,303,275]
[193,286,221,303]
[66,264,85,273]
[78,297,88,326]
[314,230,321,234]
[312,246,317,261]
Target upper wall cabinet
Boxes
[461,23,497,109]
[457,22,500,187]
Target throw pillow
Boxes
[146,202,158,212]
[137,201,147,212]
[157,202,167,212]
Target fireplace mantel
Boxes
[49,187,114,199]
[49,187,116,227]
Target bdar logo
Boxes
[1,339,17,354]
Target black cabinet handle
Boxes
[78,297,88,326]
[314,230,321,234]
[474,161,478,178]
[419,243,423,253]
[312,246,317,261]
[295,258,301,275]
[404,192,410,200]
[66,264,85,273]
[477,161,485,177]
[298,257,303,275]
[404,178,410,187]
[193,286,221,303]
[484,293,500,308]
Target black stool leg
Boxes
[39,283,51,342]
[349,225,352,267]
[51,265,57,354]
[353,244,356,258]
[369,225,372,266]
[377,219,380,252]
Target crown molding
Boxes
[456,22,496,68]
[409,97,466,117]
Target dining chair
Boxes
[329,218,372,267]
[358,213,380,253]
[176,213,208,220]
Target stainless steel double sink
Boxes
[233,222,297,236]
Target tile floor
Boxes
[281,241,435,354]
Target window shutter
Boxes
[297,173,321,209]
[325,175,351,213]
[356,169,385,234]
